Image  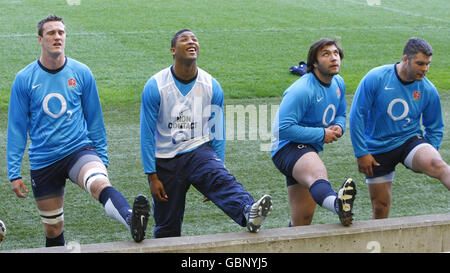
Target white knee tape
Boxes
[39,208,64,225]
[83,167,108,195]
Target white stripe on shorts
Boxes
[403,143,432,170]
[366,172,395,184]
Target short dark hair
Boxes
[403,37,433,59]
[171,28,192,48]
[37,14,64,36]
[306,38,344,73]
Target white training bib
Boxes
[153,67,213,158]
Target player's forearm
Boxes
[278,124,325,144]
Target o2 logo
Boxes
[42,93,73,120]
[171,130,190,144]
[322,104,336,126]
[387,98,411,127]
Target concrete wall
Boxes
[4,213,449,253]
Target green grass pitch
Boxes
[0,0,448,250]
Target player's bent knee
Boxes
[430,158,447,171]
[82,167,110,196]
[89,180,111,199]
[422,157,449,179]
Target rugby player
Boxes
[349,37,450,219]
[7,15,150,246]
[271,38,356,227]
[140,29,272,238]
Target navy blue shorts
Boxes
[368,135,429,183]
[272,142,318,187]
[153,143,255,238]
[30,146,101,201]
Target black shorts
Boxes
[367,135,429,183]
[30,146,102,201]
[272,142,318,187]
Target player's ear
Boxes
[401,54,408,63]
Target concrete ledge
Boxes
[4,213,450,253]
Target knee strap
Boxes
[82,167,108,195]
[39,208,64,225]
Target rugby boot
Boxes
[337,178,357,226]
[130,194,151,242]
[246,194,273,232]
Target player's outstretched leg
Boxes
[336,178,357,226]
[130,194,151,242]
[246,194,273,233]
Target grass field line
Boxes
[343,0,450,23]
[0,25,447,39]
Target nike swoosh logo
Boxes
[32,83,42,89]
[384,86,394,90]
[316,97,324,102]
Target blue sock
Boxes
[46,231,65,247]
[309,179,338,214]
[99,187,132,228]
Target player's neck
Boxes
[396,62,414,83]
[172,61,198,82]
[39,53,66,71]
[313,69,333,86]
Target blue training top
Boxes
[7,57,108,181]
[349,64,443,157]
[271,72,347,157]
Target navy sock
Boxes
[99,186,132,227]
[46,231,65,247]
[309,179,338,214]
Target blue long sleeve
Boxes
[277,87,326,144]
[6,73,29,181]
[81,68,108,166]
[422,90,443,150]
[140,77,160,174]
[209,79,225,162]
